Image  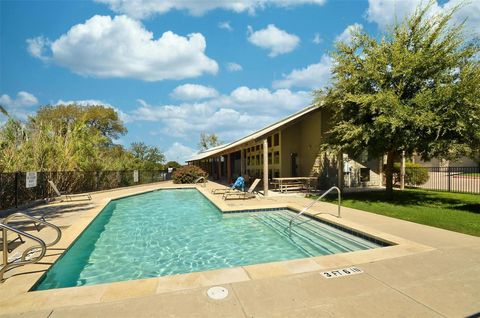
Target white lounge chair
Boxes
[48,180,92,201]
[222,179,261,200]
[212,186,233,194]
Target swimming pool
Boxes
[33,189,386,290]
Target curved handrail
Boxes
[1,223,47,283]
[194,176,207,187]
[2,213,62,247]
[288,186,341,235]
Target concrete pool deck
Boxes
[1,181,479,317]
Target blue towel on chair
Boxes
[231,176,245,192]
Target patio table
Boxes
[272,177,317,193]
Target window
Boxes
[274,133,279,146]
[274,151,280,164]
[267,136,272,147]
[268,153,272,164]
[360,168,370,182]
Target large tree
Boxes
[316,2,480,196]
[198,132,222,151]
[130,142,165,170]
[0,104,164,172]
[34,104,127,142]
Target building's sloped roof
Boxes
[187,104,319,162]
[187,144,226,162]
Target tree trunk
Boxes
[385,150,395,199]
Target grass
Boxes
[317,189,480,237]
[462,172,480,177]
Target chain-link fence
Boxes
[0,170,172,210]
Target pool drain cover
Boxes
[207,286,228,300]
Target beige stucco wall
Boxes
[280,110,324,177]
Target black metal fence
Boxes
[407,166,480,194]
[0,170,172,211]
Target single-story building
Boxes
[187,105,383,195]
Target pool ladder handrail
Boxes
[194,176,207,187]
[288,186,341,235]
[1,213,62,283]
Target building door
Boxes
[291,153,298,177]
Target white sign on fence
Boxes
[133,170,139,183]
[321,267,363,279]
[26,171,37,188]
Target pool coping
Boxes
[0,183,435,315]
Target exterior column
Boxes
[263,139,269,196]
[400,150,406,190]
[379,155,384,186]
[240,149,245,176]
[227,153,231,183]
[337,151,344,190]
[217,157,222,180]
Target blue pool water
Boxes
[34,189,385,290]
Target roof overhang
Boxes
[186,104,320,162]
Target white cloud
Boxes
[226,62,243,72]
[170,84,219,101]
[0,91,39,120]
[165,142,196,163]
[247,24,300,57]
[55,99,113,108]
[273,54,333,90]
[96,0,326,19]
[366,0,480,35]
[0,91,38,108]
[228,86,310,112]
[312,32,322,44]
[129,86,311,143]
[441,0,480,36]
[54,99,132,123]
[27,15,218,81]
[26,36,51,62]
[218,21,233,31]
[335,23,363,45]
[367,0,425,30]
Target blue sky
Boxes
[1,0,478,163]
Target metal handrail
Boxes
[288,186,341,235]
[2,213,62,247]
[194,176,207,187]
[1,223,47,282]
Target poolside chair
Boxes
[211,186,232,195]
[222,179,261,200]
[48,180,92,201]
[212,176,245,195]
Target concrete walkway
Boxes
[1,181,479,317]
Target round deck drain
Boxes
[207,286,228,300]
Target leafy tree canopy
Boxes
[316,1,480,195]
[198,132,222,151]
[0,105,165,172]
[130,142,165,170]
[33,104,127,142]
[166,161,182,168]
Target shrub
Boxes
[393,162,429,186]
[172,165,208,184]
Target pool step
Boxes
[254,211,378,256]
[273,212,378,251]
[254,212,337,256]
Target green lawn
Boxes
[317,189,480,236]
[462,172,480,177]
